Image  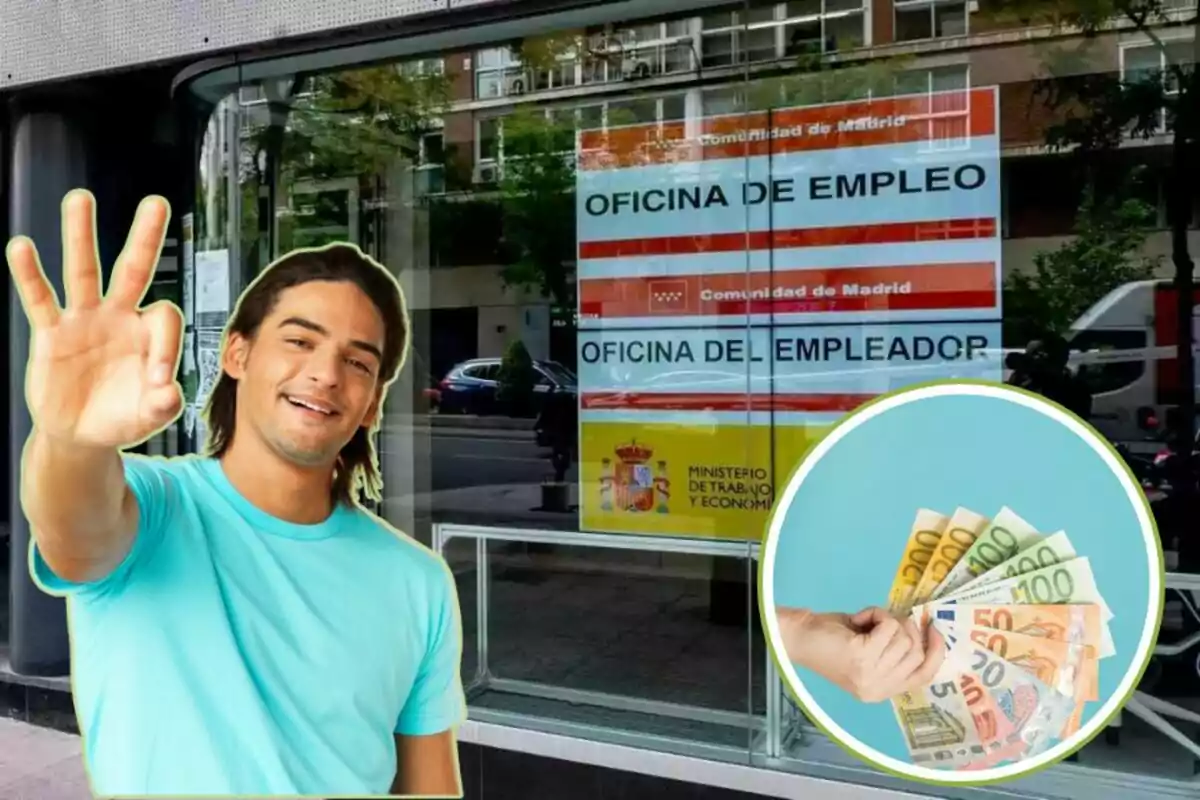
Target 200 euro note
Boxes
[888,508,950,615]
[942,631,1076,767]
[932,507,1044,601]
[910,507,991,609]
[892,660,986,770]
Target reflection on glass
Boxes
[189,0,1200,794]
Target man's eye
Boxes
[347,358,372,373]
[286,338,311,348]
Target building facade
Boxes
[3,1,1199,798]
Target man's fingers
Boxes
[139,382,184,433]
[892,620,928,679]
[141,301,183,386]
[861,614,902,662]
[6,236,60,329]
[907,626,948,688]
[106,196,171,309]
[849,606,888,631]
[62,190,102,309]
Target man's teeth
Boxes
[290,398,331,414]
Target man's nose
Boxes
[304,349,342,387]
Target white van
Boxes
[1066,279,1200,446]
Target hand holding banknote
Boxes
[777,606,946,703]
[883,506,1113,769]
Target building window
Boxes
[1122,39,1192,133]
[400,57,446,78]
[475,46,527,99]
[895,64,972,150]
[475,93,686,172]
[700,1,866,68]
[894,0,968,42]
[475,21,697,99]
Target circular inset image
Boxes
[759,380,1162,785]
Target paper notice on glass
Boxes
[195,249,231,328]
[182,331,198,404]
[193,407,209,451]
[181,214,195,324]
[196,329,224,406]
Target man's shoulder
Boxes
[120,451,208,477]
[344,506,452,583]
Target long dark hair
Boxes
[203,243,409,506]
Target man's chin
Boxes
[271,438,344,469]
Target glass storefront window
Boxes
[185,1,1200,796]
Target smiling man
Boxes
[7,190,465,797]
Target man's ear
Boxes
[360,389,384,430]
[222,333,250,379]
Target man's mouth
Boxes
[284,395,339,417]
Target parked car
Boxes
[433,357,577,416]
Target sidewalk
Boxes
[0,717,89,800]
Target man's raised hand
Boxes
[7,190,184,448]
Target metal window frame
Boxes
[433,522,779,757]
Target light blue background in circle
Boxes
[770,391,1153,763]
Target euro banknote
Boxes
[884,506,1112,769]
[942,634,1077,767]
[931,507,1043,600]
[910,507,991,609]
[887,508,950,615]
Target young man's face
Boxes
[223,279,387,468]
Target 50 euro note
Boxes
[922,557,1114,658]
[939,622,1098,704]
[887,508,950,615]
[932,507,1043,600]
[942,632,1076,767]
[926,604,1103,654]
[909,507,991,610]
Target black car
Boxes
[432,357,577,416]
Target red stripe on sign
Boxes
[580,392,875,412]
[717,290,996,316]
[578,218,997,260]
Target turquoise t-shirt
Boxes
[31,454,465,797]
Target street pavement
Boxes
[0,717,88,800]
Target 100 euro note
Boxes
[953,531,1077,600]
[931,507,1044,600]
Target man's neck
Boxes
[218,438,336,525]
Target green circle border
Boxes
[755,377,1166,789]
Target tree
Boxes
[987,0,1198,451]
[495,338,538,417]
[495,109,577,311]
[1004,178,1162,344]
[274,64,452,182]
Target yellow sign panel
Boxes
[580,421,833,541]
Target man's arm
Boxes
[391,731,461,797]
[22,430,137,585]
